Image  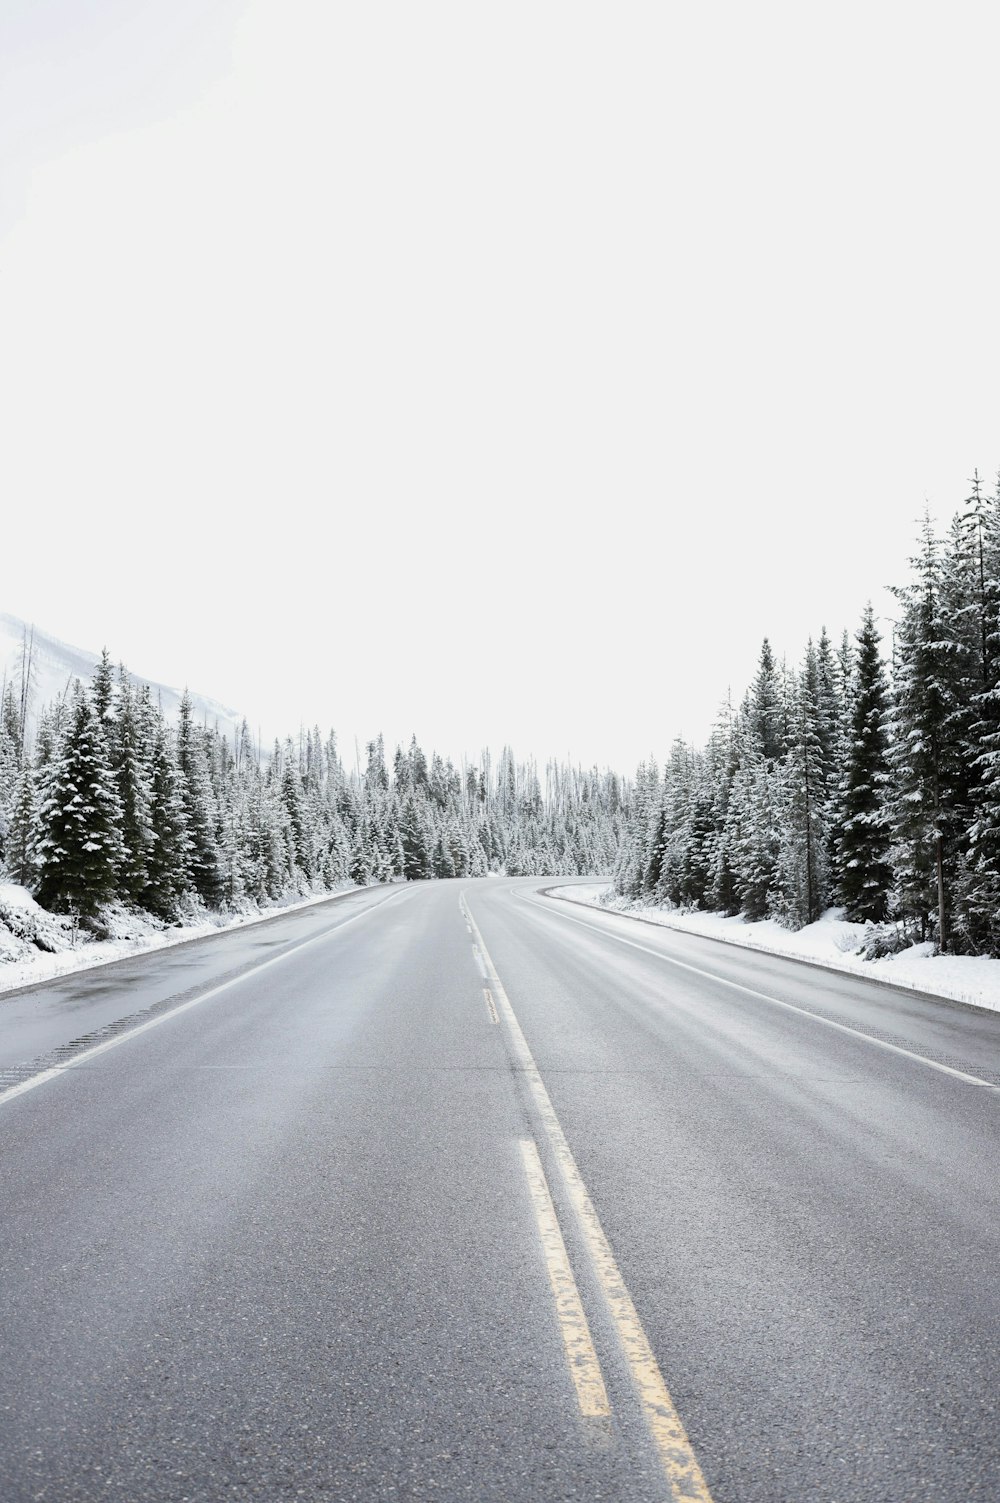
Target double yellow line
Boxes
[519,1137,611,1419]
[461,892,714,1503]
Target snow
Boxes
[548,884,1000,1015]
[0,611,242,743]
[0,882,358,996]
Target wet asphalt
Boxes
[1,877,998,1502]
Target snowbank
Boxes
[0,882,358,996]
[547,884,1000,1015]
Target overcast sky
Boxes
[2,1,998,771]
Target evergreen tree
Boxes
[727,754,781,921]
[142,721,191,918]
[956,472,1000,949]
[7,762,39,888]
[35,682,124,918]
[280,752,311,879]
[114,674,154,904]
[888,516,962,946]
[833,605,893,921]
[749,638,784,761]
[91,648,117,729]
[365,735,390,793]
[401,795,432,879]
[775,660,828,926]
[176,692,224,906]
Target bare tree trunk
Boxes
[18,624,35,757]
[936,832,948,953]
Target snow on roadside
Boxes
[0,882,360,997]
[547,884,1000,1015]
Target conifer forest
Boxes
[3,478,1000,957]
[0,655,625,926]
[614,476,1000,956]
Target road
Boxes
[1,876,998,1502]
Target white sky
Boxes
[2,1,998,772]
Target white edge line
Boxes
[521,892,1000,1095]
[0,889,407,1108]
[0,881,396,1003]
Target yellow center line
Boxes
[462,892,715,1503]
[519,1137,611,1419]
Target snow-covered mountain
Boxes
[0,612,243,743]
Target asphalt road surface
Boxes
[1,877,998,1502]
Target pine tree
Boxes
[813,628,841,784]
[833,605,893,921]
[750,638,784,761]
[35,682,124,918]
[143,721,191,918]
[365,735,390,793]
[726,712,781,922]
[280,752,311,879]
[401,795,432,879]
[775,659,828,926]
[643,795,669,899]
[91,648,117,729]
[614,760,659,899]
[956,472,1000,949]
[408,735,429,790]
[888,516,962,947]
[176,692,224,907]
[0,680,22,776]
[703,697,739,913]
[114,674,154,904]
[7,762,39,888]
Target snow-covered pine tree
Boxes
[400,794,432,880]
[142,718,191,918]
[408,735,430,791]
[90,648,116,730]
[813,628,842,787]
[831,604,893,921]
[937,505,985,855]
[955,471,1000,949]
[432,828,456,877]
[654,739,709,908]
[176,691,224,907]
[6,762,39,888]
[703,696,739,914]
[643,791,669,899]
[750,638,784,762]
[35,681,124,918]
[613,759,659,899]
[280,748,312,882]
[774,653,828,927]
[730,760,782,920]
[365,735,390,794]
[113,672,155,904]
[0,680,22,763]
[887,515,962,947]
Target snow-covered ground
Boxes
[0,882,359,996]
[548,884,1000,1015]
[0,611,243,743]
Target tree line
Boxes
[0,652,626,924]
[614,473,1000,956]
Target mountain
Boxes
[0,613,243,744]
